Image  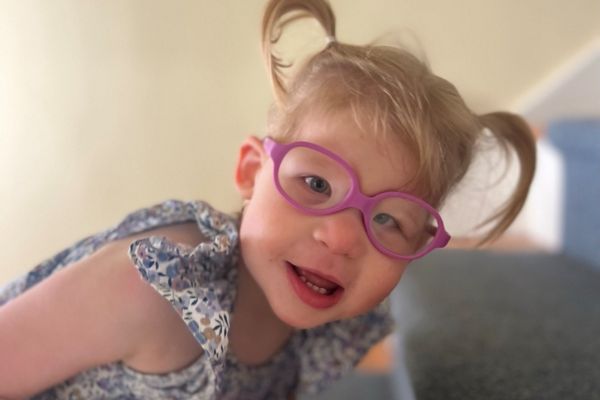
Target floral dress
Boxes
[0,200,393,399]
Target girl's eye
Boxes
[373,213,401,230]
[304,176,331,195]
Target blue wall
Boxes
[547,119,600,268]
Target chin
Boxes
[282,318,326,330]
[269,302,332,330]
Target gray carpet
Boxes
[394,249,600,400]
[299,372,394,400]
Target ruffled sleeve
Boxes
[127,201,240,367]
[128,237,231,361]
[294,301,395,395]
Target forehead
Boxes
[293,111,417,195]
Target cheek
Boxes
[354,263,407,313]
[239,206,276,259]
[238,208,282,293]
[239,185,296,259]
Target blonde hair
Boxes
[261,0,536,245]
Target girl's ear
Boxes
[234,136,266,200]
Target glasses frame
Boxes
[263,137,451,260]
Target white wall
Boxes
[514,38,600,126]
[2,1,600,283]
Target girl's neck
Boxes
[228,259,294,366]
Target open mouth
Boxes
[286,262,344,309]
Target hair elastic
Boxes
[325,35,336,45]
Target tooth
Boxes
[298,273,332,295]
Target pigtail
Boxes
[475,112,536,244]
[261,0,336,105]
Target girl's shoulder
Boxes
[0,222,205,398]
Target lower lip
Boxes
[285,262,344,309]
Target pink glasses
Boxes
[263,137,450,260]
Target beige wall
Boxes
[2,0,599,284]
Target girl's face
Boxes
[235,110,418,329]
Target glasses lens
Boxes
[369,196,438,257]
[277,146,352,210]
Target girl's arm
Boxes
[0,224,204,399]
[0,241,151,398]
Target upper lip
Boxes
[288,261,345,289]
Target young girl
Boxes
[0,0,536,398]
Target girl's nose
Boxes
[312,209,368,258]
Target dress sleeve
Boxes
[0,275,27,306]
[128,236,231,364]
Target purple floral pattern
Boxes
[129,234,235,362]
[1,200,394,399]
